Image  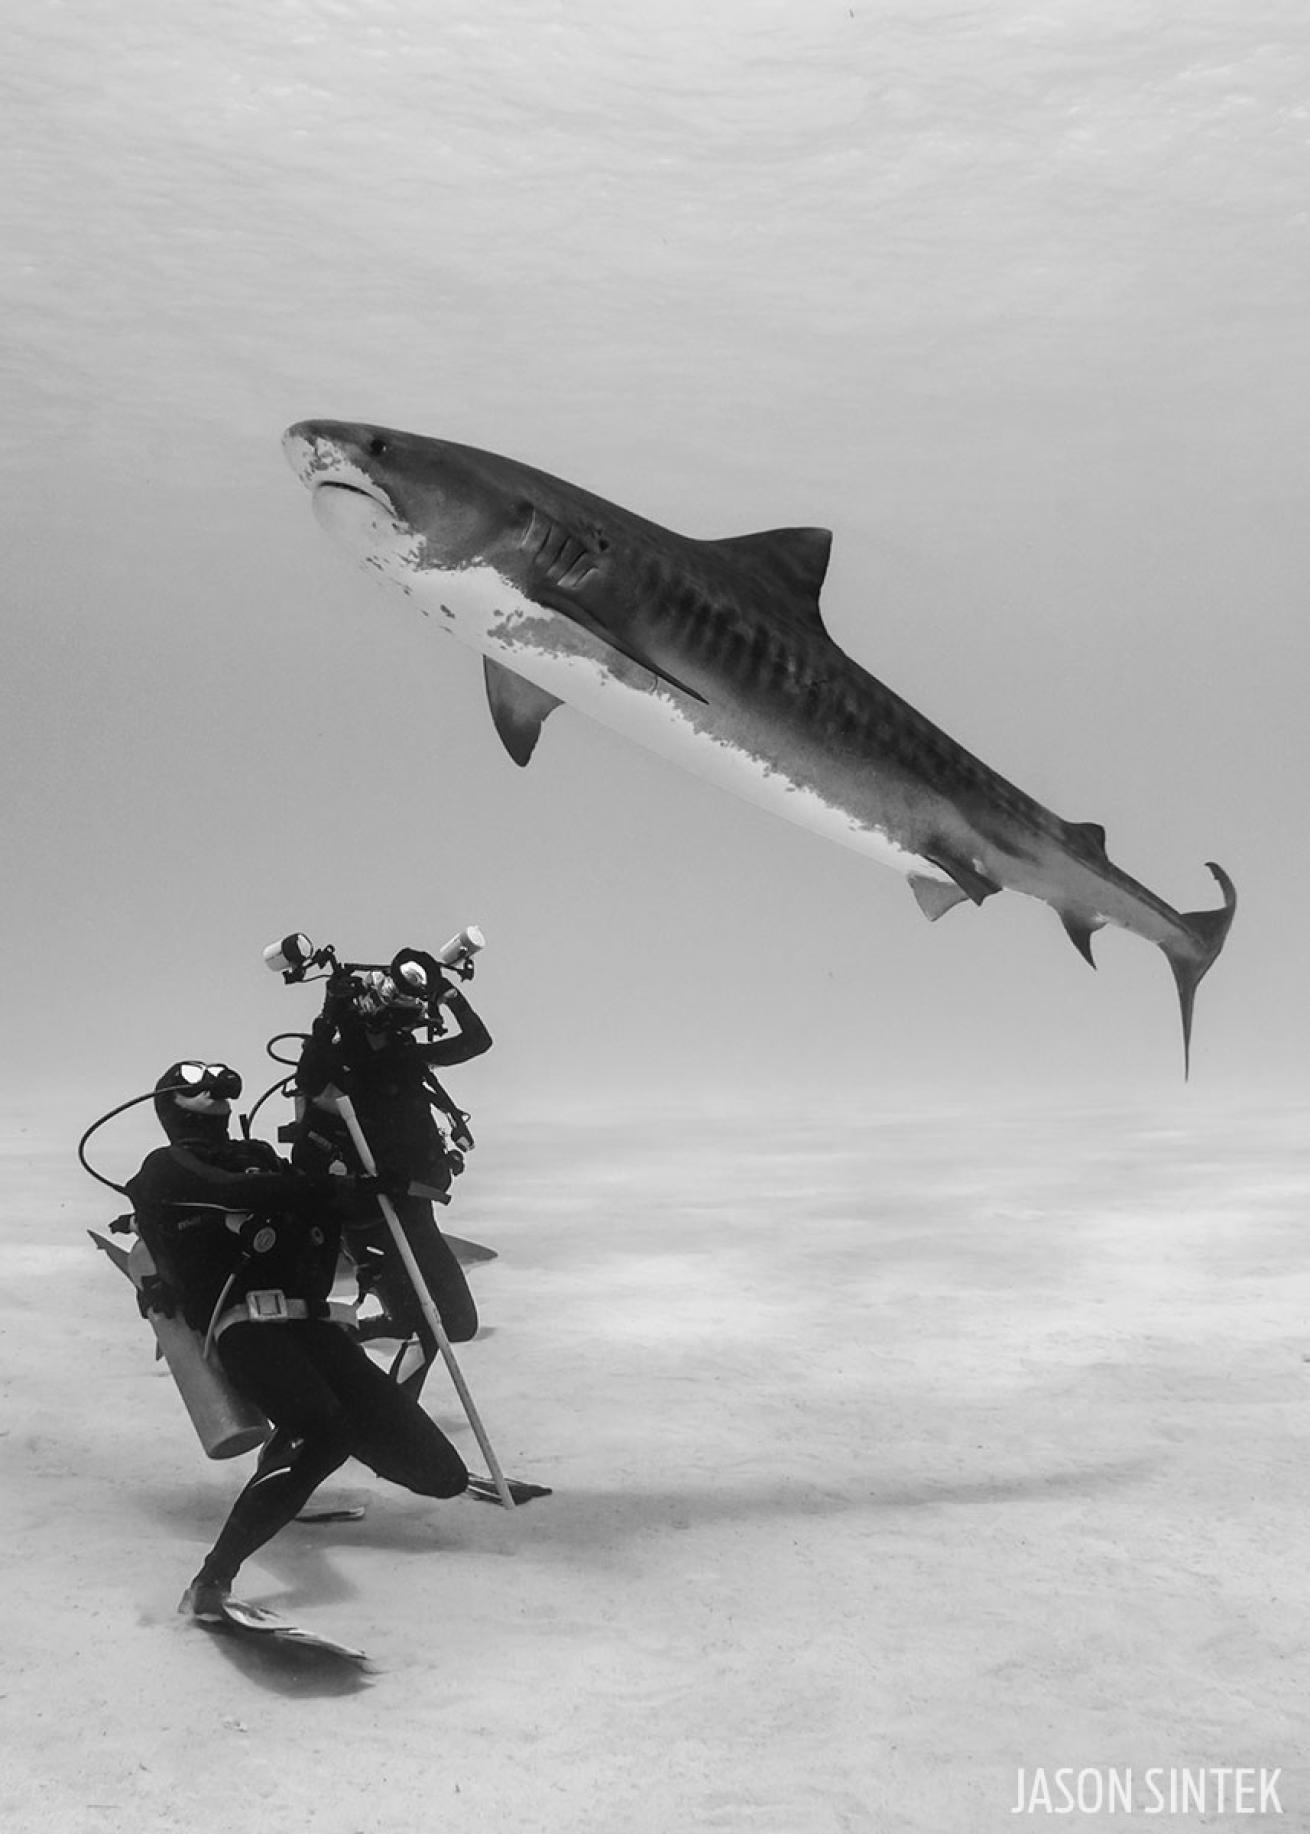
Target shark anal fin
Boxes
[483,658,564,767]
[908,874,972,922]
[922,847,1001,907]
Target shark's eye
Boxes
[366,435,389,458]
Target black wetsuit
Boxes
[292,986,492,1375]
[125,1135,467,1593]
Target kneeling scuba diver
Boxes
[84,1060,470,1619]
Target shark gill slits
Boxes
[525,515,601,590]
[537,526,567,569]
[561,560,598,590]
[532,514,569,570]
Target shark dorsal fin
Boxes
[708,528,833,626]
[483,657,564,767]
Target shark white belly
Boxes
[351,514,947,887]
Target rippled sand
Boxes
[5,1097,1307,1831]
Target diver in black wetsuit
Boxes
[289,951,492,1395]
[125,1062,468,1620]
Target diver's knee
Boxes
[411,1451,468,1499]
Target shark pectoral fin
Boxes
[600,634,708,705]
[908,874,972,922]
[922,847,1002,907]
[1060,910,1105,968]
[482,658,564,767]
[533,587,709,705]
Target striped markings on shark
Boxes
[284,421,1236,1072]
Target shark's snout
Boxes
[282,421,396,513]
[282,422,321,485]
[284,417,428,582]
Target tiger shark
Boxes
[282,419,1236,1071]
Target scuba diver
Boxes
[283,940,492,1397]
[123,1061,469,1620]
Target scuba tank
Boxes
[79,1073,271,1460]
[126,1239,270,1460]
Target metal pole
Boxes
[331,1091,516,1509]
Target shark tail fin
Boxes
[1162,862,1237,1080]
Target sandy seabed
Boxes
[2,1097,1307,1834]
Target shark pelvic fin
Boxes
[922,847,1002,907]
[908,874,972,922]
[1060,910,1104,968]
[1163,862,1238,1080]
[708,528,833,624]
[483,658,564,767]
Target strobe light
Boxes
[262,932,314,980]
[435,926,486,971]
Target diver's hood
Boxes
[152,1063,234,1146]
